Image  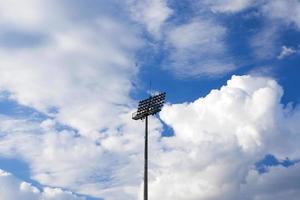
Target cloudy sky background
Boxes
[0,0,299,199]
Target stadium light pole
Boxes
[132,92,166,200]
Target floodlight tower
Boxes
[132,92,166,200]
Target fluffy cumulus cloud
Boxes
[164,19,235,78]
[0,169,84,200]
[157,75,300,199]
[240,164,300,200]
[0,112,162,199]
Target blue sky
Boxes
[0,0,299,199]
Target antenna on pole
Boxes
[149,80,152,96]
[132,92,166,200]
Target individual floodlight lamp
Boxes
[132,92,166,200]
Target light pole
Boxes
[132,92,166,200]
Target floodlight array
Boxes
[132,92,166,120]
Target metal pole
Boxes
[144,115,148,200]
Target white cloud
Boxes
[203,0,255,13]
[250,25,281,59]
[249,0,300,60]
[154,75,300,199]
[0,169,84,200]
[0,1,300,199]
[127,0,172,37]
[0,114,163,199]
[262,0,300,30]
[277,45,298,59]
[0,4,142,138]
[0,0,64,32]
[1,75,300,199]
[167,21,225,49]
[201,0,300,61]
[240,164,300,200]
[0,1,147,199]
[160,75,297,154]
[164,19,235,78]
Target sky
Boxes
[0,0,299,199]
